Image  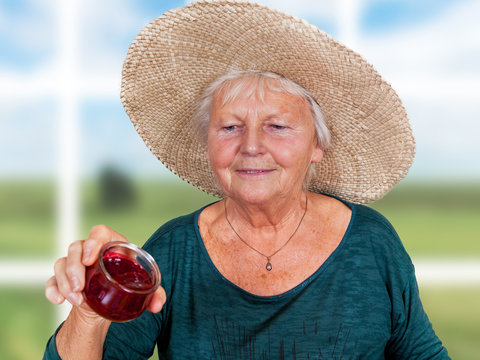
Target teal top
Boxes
[44,199,449,359]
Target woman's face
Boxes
[207,80,323,205]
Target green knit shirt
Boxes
[44,199,449,359]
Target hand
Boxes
[45,225,167,319]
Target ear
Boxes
[311,144,323,163]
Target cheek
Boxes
[269,139,312,167]
[207,140,236,169]
[271,148,293,167]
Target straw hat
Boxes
[121,0,415,204]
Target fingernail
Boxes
[71,276,81,292]
[68,292,83,306]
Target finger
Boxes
[66,240,86,292]
[54,257,83,306]
[45,276,65,305]
[83,225,128,265]
[146,286,167,313]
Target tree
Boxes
[98,165,136,210]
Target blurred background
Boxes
[0,0,479,358]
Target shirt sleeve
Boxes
[358,204,450,359]
[386,270,450,359]
[42,310,161,359]
[42,323,63,360]
[102,309,162,359]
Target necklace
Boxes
[224,195,308,271]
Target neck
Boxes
[224,190,309,234]
[223,192,309,269]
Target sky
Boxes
[1,0,479,182]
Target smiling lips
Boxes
[236,169,275,175]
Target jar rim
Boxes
[98,241,161,295]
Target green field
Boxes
[0,179,479,359]
[371,182,480,257]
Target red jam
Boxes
[83,252,155,322]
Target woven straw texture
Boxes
[121,0,415,204]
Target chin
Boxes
[229,187,278,205]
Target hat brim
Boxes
[121,0,415,204]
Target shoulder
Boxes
[351,203,398,238]
[150,211,197,238]
[141,207,202,255]
[315,193,398,242]
[140,207,206,288]
[348,202,415,274]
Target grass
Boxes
[0,180,55,257]
[371,182,480,257]
[80,179,218,246]
[0,287,55,360]
[0,178,479,359]
[420,286,480,359]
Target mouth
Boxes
[236,169,274,175]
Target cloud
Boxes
[75,0,147,78]
[355,0,480,99]
[250,0,339,20]
[0,0,149,100]
[0,100,57,176]
[351,0,480,179]
[0,0,57,69]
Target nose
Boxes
[240,126,265,156]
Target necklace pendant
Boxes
[266,261,272,271]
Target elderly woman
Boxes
[44,1,449,359]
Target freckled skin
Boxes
[207,84,323,208]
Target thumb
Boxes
[147,286,167,313]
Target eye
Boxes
[223,125,237,131]
[270,124,286,130]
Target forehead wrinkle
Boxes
[214,76,295,107]
[213,77,311,121]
